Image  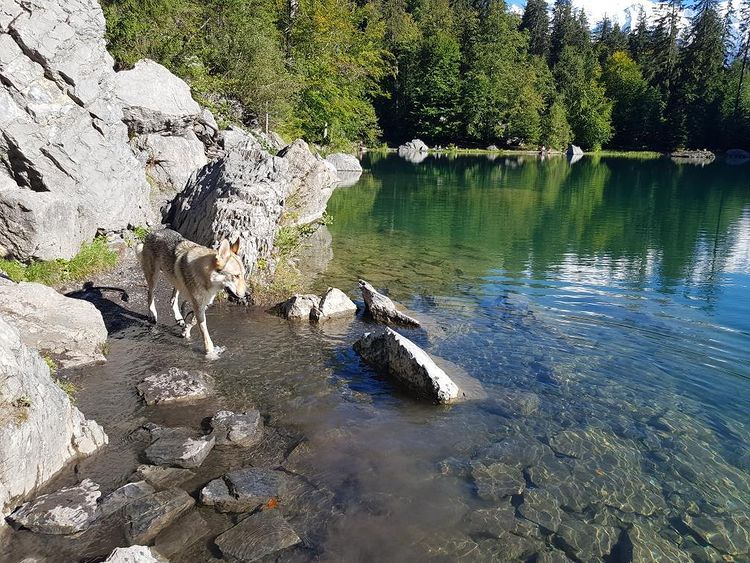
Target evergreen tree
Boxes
[628,7,650,64]
[550,0,576,65]
[520,0,550,58]
[595,16,629,64]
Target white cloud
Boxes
[571,1,657,27]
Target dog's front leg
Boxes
[194,304,216,358]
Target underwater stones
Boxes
[100,481,156,517]
[358,279,420,327]
[517,488,563,532]
[627,523,692,562]
[124,488,194,544]
[200,467,287,513]
[144,427,215,468]
[8,479,101,535]
[210,410,263,447]
[554,515,619,560]
[471,461,525,501]
[153,510,209,558]
[681,513,750,556]
[354,328,461,403]
[104,546,168,562]
[477,436,551,468]
[491,388,541,417]
[310,287,357,322]
[133,465,195,490]
[215,509,301,562]
[467,504,542,540]
[136,368,215,405]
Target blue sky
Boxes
[508,1,659,27]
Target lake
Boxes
[3,152,748,561]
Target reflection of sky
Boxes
[725,211,750,274]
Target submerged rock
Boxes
[104,546,168,563]
[517,488,563,533]
[132,465,195,490]
[354,328,461,403]
[124,488,194,544]
[0,281,108,367]
[325,153,362,172]
[554,515,619,560]
[8,479,101,535]
[136,368,215,405]
[0,317,107,529]
[200,467,287,513]
[144,427,215,468]
[681,513,750,556]
[471,461,525,500]
[311,287,357,322]
[358,279,420,327]
[627,522,693,561]
[210,410,264,447]
[153,510,209,558]
[215,509,301,562]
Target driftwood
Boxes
[358,279,420,327]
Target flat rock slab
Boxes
[215,509,301,562]
[0,281,107,367]
[311,287,357,322]
[104,545,168,562]
[124,487,194,544]
[354,328,461,403]
[359,280,420,327]
[210,410,263,447]
[200,467,287,513]
[471,461,525,501]
[144,428,215,468]
[133,465,195,490]
[100,481,156,517]
[153,510,209,558]
[137,368,215,405]
[8,479,101,535]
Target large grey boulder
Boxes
[326,153,362,173]
[131,132,208,192]
[132,465,195,491]
[275,294,321,320]
[144,427,215,469]
[210,410,263,447]
[0,280,107,367]
[0,317,107,527]
[399,139,429,153]
[113,59,201,136]
[105,546,168,563]
[354,328,461,404]
[124,488,195,544]
[7,479,101,535]
[200,467,287,513]
[166,139,337,275]
[311,287,357,322]
[359,279,420,327]
[566,145,584,156]
[0,0,152,261]
[215,509,301,562]
[136,368,215,405]
[99,481,156,517]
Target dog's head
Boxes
[213,238,246,299]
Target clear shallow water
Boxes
[4,153,750,562]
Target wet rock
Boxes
[399,139,429,153]
[214,509,301,562]
[518,488,562,532]
[476,534,543,561]
[681,512,750,556]
[275,294,320,321]
[536,549,574,562]
[310,287,357,322]
[627,523,692,562]
[210,410,263,447]
[132,465,195,490]
[137,368,215,405]
[358,279,420,327]
[200,467,287,513]
[476,436,551,468]
[144,428,215,468]
[100,481,156,517]
[153,510,209,558]
[282,440,313,474]
[354,328,461,403]
[325,153,362,172]
[0,317,107,528]
[8,479,101,535]
[471,461,525,501]
[124,488,194,544]
[467,504,542,540]
[491,388,540,416]
[104,546,168,562]
[554,515,619,560]
[0,281,108,367]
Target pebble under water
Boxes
[3,153,750,562]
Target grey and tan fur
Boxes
[136,229,246,357]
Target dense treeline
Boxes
[102,0,750,150]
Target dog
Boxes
[136,229,246,358]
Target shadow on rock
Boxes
[66,281,150,334]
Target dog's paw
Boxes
[205,346,226,361]
[176,319,186,328]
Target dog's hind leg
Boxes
[170,289,185,326]
[140,252,160,324]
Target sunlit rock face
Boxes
[0,0,152,260]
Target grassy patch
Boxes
[0,236,118,286]
[43,356,57,376]
[249,258,304,306]
[55,378,78,405]
[594,150,662,159]
[133,226,150,242]
[275,223,318,256]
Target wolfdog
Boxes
[136,229,246,358]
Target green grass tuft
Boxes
[55,378,78,405]
[43,356,58,376]
[0,236,118,286]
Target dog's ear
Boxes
[216,239,231,265]
[230,237,241,255]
